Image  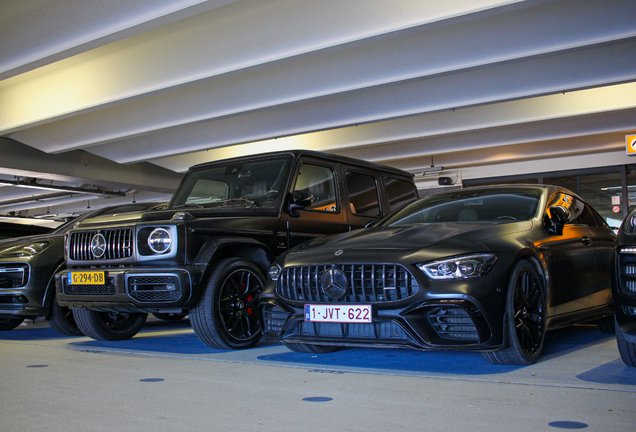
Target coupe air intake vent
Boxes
[427,306,479,341]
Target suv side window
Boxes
[346,171,380,217]
[293,163,338,212]
[386,177,418,212]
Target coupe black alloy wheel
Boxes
[483,260,546,365]
[512,264,545,357]
[190,258,265,349]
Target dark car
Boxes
[613,208,636,367]
[259,185,615,365]
[0,203,166,333]
[55,150,418,349]
[0,217,62,240]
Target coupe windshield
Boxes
[170,157,291,211]
[384,189,541,226]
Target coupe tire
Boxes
[48,297,84,336]
[483,260,546,365]
[73,309,147,341]
[0,318,24,331]
[190,258,264,349]
[596,315,615,334]
[616,318,636,367]
[284,342,339,354]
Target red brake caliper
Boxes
[246,293,253,315]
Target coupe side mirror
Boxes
[288,190,314,217]
[546,205,570,235]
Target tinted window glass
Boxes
[384,189,541,226]
[346,171,380,217]
[386,177,418,212]
[546,192,596,225]
[293,163,338,212]
[171,157,290,212]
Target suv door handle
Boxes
[581,236,592,246]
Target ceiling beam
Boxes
[0,138,182,193]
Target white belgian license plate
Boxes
[68,271,106,285]
[304,304,372,323]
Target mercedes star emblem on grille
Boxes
[320,267,348,300]
[91,233,107,258]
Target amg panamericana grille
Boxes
[68,229,134,261]
[276,263,418,303]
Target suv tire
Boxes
[190,258,264,349]
[73,309,147,341]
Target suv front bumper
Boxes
[55,267,199,312]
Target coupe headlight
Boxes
[417,253,497,280]
[0,241,52,258]
[147,228,172,254]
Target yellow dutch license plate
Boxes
[68,271,106,285]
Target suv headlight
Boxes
[147,228,172,254]
[417,253,497,280]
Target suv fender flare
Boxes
[194,237,274,276]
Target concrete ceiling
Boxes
[1,0,635,218]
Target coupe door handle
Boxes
[581,236,592,246]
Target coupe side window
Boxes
[292,163,338,212]
[345,171,380,217]
[547,193,596,226]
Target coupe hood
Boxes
[291,221,533,257]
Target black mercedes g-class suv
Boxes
[55,150,418,349]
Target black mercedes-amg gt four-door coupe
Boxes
[259,185,615,365]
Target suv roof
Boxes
[188,150,413,178]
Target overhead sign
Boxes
[627,134,636,155]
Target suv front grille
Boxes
[69,228,134,261]
[276,264,418,303]
[63,281,116,295]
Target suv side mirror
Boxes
[288,190,314,217]
[546,205,570,235]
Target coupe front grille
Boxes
[68,228,134,261]
[618,250,636,297]
[427,306,479,341]
[293,321,409,342]
[276,264,418,303]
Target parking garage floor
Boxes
[1,318,635,432]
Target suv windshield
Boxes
[384,189,541,226]
[170,157,291,211]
